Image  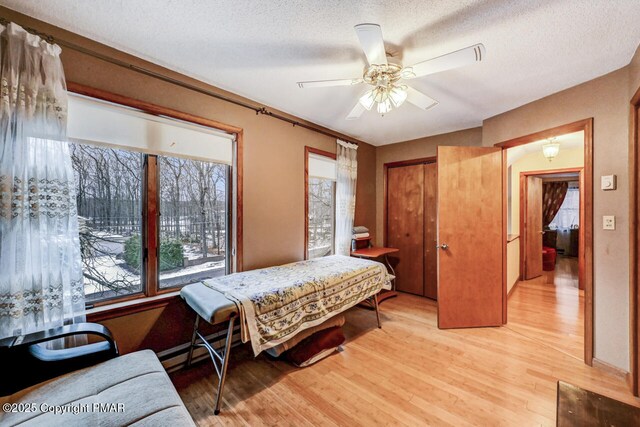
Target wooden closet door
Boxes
[387,164,424,295]
[423,162,438,299]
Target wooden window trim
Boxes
[87,292,181,322]
[87,292,147,309]
[304,146,337,260]
[68,82,244,311]
[145,155,159,297]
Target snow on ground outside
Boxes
[84,255,226,299]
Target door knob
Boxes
[436,243,449,250]
[539,231,545,235]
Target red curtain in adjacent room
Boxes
[543,181,569,227]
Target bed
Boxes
[180,254,391,414]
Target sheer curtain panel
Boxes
[0,22,85,340]
[334,139,358,256]
[550,187,580,230]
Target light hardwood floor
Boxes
[507,257,584,360]
[171,286,638,426]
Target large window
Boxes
[305,148,336,259]
[68,93,235,305]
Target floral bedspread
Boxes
[202,255,391,355]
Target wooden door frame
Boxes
[519,168,584,285]
[495,118,594,366]
[383,156,437,246]
[304,146,337,260]
[630,85,640,395]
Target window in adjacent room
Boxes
[305,148,337,259]
[549,181,580,230]
[67,93,235,305]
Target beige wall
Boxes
[355,142,377,241]
[506,147,584,294]
[373,127,483,246]
[506,240,520,294]
[483,67,631,370]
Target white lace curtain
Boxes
[334,139,357,256]
[0,23,85,340]
[549,187,580,230]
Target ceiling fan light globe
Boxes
[389,85,408,107]
[377,98,392,114]
[359,90,376,110]
[373,87,389,103]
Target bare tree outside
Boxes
[158,155,227,289]
[308,178,335,259]
[70,142,228,302]
[71,143,143,302]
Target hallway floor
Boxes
[508,257,584,361]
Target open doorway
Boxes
[497,120,593,365]
[514,168,584,359]
[520,169,583,288]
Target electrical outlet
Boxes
[603,215,615,230]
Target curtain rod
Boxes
[0,16,359,145]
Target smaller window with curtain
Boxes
[548,181,579,256]
[548,182,579,231]
[307,153,336,259]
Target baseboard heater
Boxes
[157,326,242,373]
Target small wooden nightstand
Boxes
[351,246,399,305]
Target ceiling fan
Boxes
[297,24,485,120]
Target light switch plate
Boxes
[601,175,617,191]
[603,215,616,230]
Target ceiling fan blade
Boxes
[406,86,439,111]
[346,101,366,120]
[297,78,363,88]
[404,44,485,78]
[354,23,388,66]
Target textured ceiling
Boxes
[3,0,640,146]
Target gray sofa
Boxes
[0,350,195,426]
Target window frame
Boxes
[304,146,337,260]
[68,83,243,309]
[548,182,580,230]
[154,154,232,292]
